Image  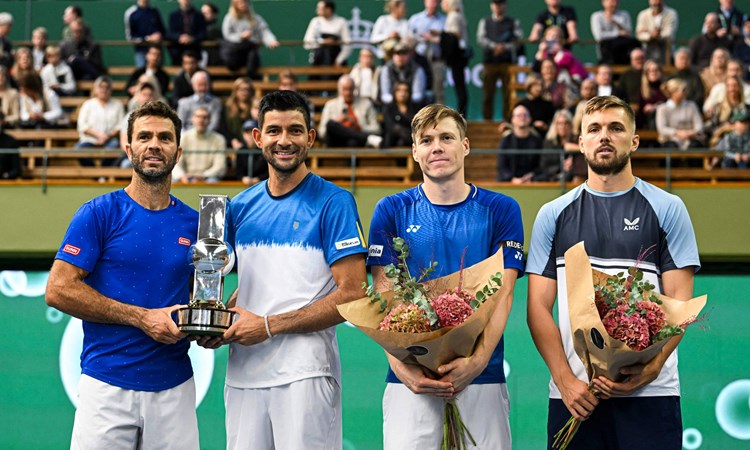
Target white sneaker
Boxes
[366,135,383,149]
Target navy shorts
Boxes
[547,396,682,450]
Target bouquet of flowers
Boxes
[338,237,505,450]
[553,242,707,450]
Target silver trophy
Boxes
[176,194,236,335]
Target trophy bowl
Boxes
[176,304,236,336]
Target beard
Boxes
[264,145,308,175]
[585,150,631,176]
[131,151,178,183]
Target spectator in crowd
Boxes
[75,76,125,166]
[303,1,351,68]
[668,47,705,106]
[173,106,226,183]
[477,0,523,121]
[124,0,165,68]
[171,50,202,107]
[60,18,105,81]
[0,66,19,126]
[636,0,679,64]
[689,12,731,69]
[177,70,222,132]
[128,73,167,111]
[167,0,207,67]
[734,17,750,76]
[534,26,587,87]
[618,47,646,103]
[716,0,745,46]
[497,104,543,183]
[31,27,48,71]
[590,0,639,65]
[119,81,157,153]
[17,74,64,129]
[0,111,20,179]
[220,0,279,80]
[0,12,13,69]
[704,59,750,117]
[61,5,88,40]
[349,48,380,104]
[125,46,170,98]
[705,75,747,146]
[636,59,667,129]
[700,47,731,94]
[408,0,446,104]
[370,0,409,61]
[440,0,469,117]
[379,40,426,107]
[516,73,556,135]
[571,77,597,133]
[222,76,254,152]
[201,2,222,66]
[235,109,269,184]
[11,48,37,86]
[382,81,419,148]
[529,0,578,48]
[594,64,627,100]
[540,109,584,182]
[277,69,315,121]
[716,109,750,168]
[539,57,576,111]
[319,74,382,148]
[656,78,705,150]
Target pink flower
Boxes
[601,304,651,351]
[431,289,475,328]
[636,300,667,336]
[379,303,432,333]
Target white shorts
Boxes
[225,377,341,450]
[71,374,199,450]
[383,382,511,450]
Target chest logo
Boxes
[623,217,640,231]
[406,225,421,233]
[178,237,191,246]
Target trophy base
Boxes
[176,306,236,336]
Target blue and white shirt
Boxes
[226,173,367,388]
[367,184,525,384]
[55,189,198,392]
[526,178,700,398]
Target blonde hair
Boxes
[545,109,573,142]
[583,95,636,131]
[640,59,661,100]
[226,77,254,119]
[411,104,467,142]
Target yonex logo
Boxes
[406,225,421,233]
[623,217,640,231]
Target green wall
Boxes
[3,183,750,261]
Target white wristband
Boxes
[263,315,273,339]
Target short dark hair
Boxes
[202,2,219,14]
[323,1,336,13]
[257,90,312,131]
[127,101,182,144]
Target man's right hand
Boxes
[138,304,186,344]
[558,372,599,421]
[388,356,454,398]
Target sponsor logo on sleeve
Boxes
[368,245,384,257]
[62,244,81,256]
[335,237,362,250]
[178,237,191,246]
[503,240,523,250]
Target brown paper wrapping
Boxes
[564,242,707,381]
[337,250,506,373]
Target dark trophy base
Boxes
[176,306,235,336]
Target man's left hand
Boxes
[436,355,487,396]
[592,359,662,398]
[223,306,269,346]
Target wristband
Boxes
[263,315,273,339]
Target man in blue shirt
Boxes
[217,90,368,449]
[526,96,700,449]
[367,104,525,449]
[46,101,200,449]
[124,0,166,68]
